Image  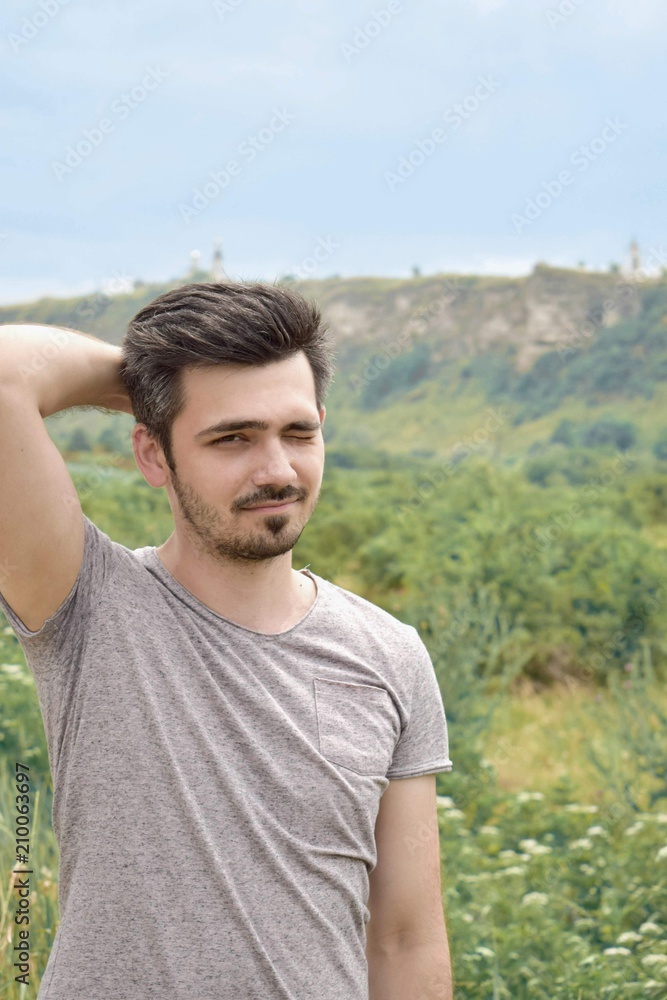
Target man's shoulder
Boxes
[82,515,153,564]
[314,573,418,645]
[78,515,158,591]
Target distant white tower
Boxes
[212,238,226,281]
[189,249,201,277]
[629,239,642,278]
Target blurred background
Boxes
[1,1,666,996]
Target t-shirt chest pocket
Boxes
[314,677,399,776]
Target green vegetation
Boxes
[461,286,667,425]
[1,268,666,995]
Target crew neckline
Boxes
[144,547,323,638]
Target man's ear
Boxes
[131,423,170,489]
[319,405,326,426]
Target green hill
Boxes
[2,263,666,464]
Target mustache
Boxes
[234,487,307,510]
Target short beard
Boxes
[168,465,315,564]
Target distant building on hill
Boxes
[211,238,226,281]
[187,239,228,281]
[623,239,643,280]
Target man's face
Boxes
[164,351,326,563]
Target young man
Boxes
[0,281,454,999]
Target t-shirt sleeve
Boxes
[0,513,119,678]
[0,514,121,780]
[386,627,453,780]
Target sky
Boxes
[1,0,666,305]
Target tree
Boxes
[67,427,92,452]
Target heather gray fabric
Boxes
[0,514,452,1000]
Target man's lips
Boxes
[243,500,299,511]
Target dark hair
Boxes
[119,280,335,471]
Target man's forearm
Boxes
[367,940,454,999]
[0,323,132,418]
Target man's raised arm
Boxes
[0,324,132,633]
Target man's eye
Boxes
[210,435,315,445]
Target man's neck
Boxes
[154,536,317,634]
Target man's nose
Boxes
[250,441,300,485]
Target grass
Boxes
[485,681,641,796]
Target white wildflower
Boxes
[462,913,474,923]
[494,866,526,877]
[516,791,545,802]
[444,808,465,820]
[642,955,667,967]
[0,662,24,676]
[579,863,596,875]
[564,804,598,814]
[519,838,551,854]
[639,922,662,936]
[579,955,597,967]
[625,822,645,837]
[637,813,667,823]
[475,946,495,959]
[655,845,667,861]
[479,825,500,836]
[436,796,455,809]
[569,838,593,850]
[603,947,631,956]
[587,825,607,837]
[521,892,549,907]
[498,850,518,859]
[617,931,643,945]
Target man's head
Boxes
[120,281,335,563]
[120,281,334,472]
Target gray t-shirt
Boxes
[0,514,452,1000]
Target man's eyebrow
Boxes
[195,419,322,440]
